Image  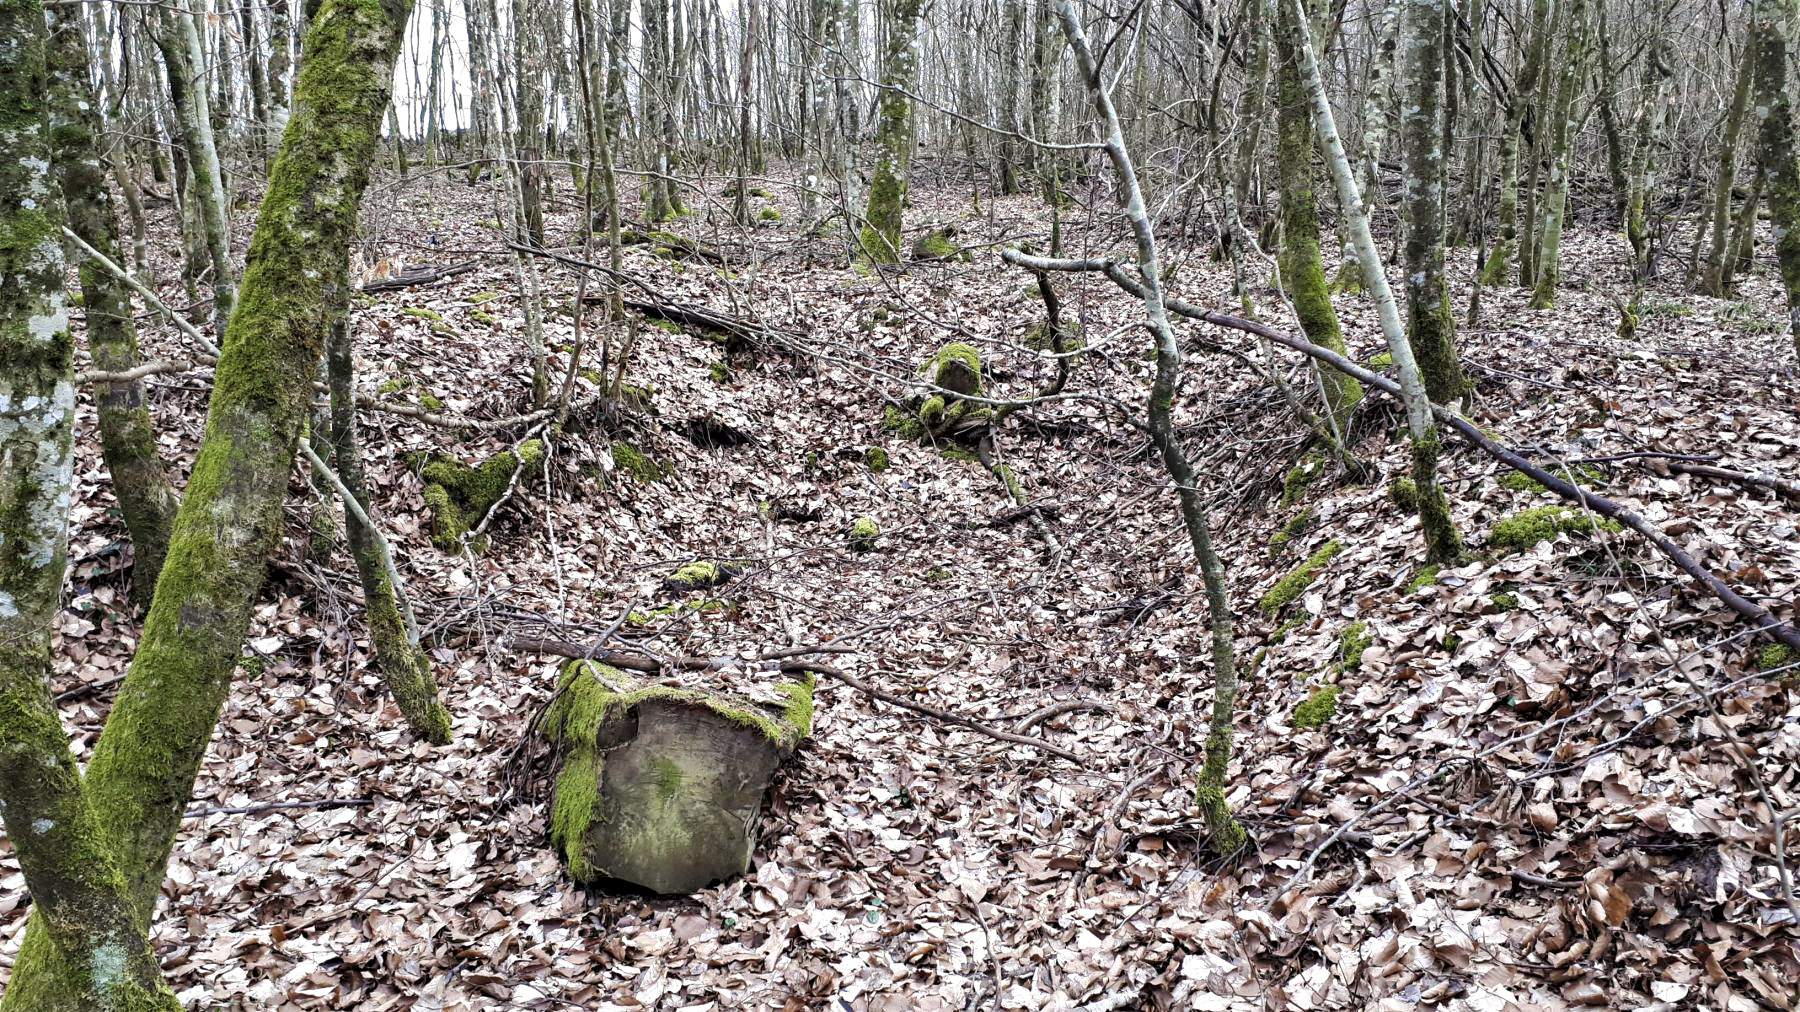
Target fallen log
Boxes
[360,261,477,293]
[1000,250,1800,655]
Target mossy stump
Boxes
[882,342,992,445]
[544,662,813,894]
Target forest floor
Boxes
[3,165,1798,1011]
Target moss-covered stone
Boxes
[543,662,811,890]
[1487,505,1622,554]
[1293,684,1341,729]
[1391,478,1419,512]
[911,227,965,262]
[420,440,545,550]
[1258,540,1344,615]
[849,516,879,551]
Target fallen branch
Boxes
[77,356,213,384]
[1000,250,1800,655]
[182,798,372,819]
[508,636,1081,762]
[360,261,477,293]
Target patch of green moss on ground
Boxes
[1270,507,1315,550]
[864,446,890,472]
[467,291,501,304]
[470,309,498,327]
[759,207,781,221]
[421,439,545,550]
[611,442,668,482]
[709,360,731,384]
[378,377,409,395]
[1269,614,1305,645]
[647,318,683,334]
[938,444,979,463]
[1293,684,1341,729]
[1391,478,1419,512]
[1407,564,1441,593]
[1023,319,1086,353]
[1339,622,1372,670]
[665,560,746,591]
[1756,643,1797,672]
[1259,540,1343,615]
[1501,463,1605,493]
[850,516,879,550]
[1488,505,1622,554]
[418,393,445,412]
[1365,351,1394,370]
[402,306,443,321]
[1492,590,1520,611]
[1282,451,1326,507]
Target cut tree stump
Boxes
[542,661,813,894]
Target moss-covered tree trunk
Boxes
[1624,35,1673,278]
[1480,0,1549,286]
[0,3,183,1006]
[1527,0,1587,310]
[1223,0,1268,310]
[862,0,925,262]
[3,2,417,1005]
[325,318,453,742]
[152,3,236,337]
[1272,0,1362,434]
[1701,32,1759,296]
[1291,0,1464,565]
[1399,0,1467,403]
[1750,0,1800,356]
[46,0,182,610]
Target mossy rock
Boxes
[1259,540,1343,615]
[663,560,743,591]
[884,343,991,445]
[1487,506,1622,555]
[544,661,812,892]
[1293,684,1341,730]
[420,440,545,551]
[1023,319,1085,354]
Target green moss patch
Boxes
[402,306,443,321]
[1391,478,1419,512]
[1282,451,1326,507]
[1270,507,1315,551]
[664,560,743,591]
[1293,684,1341,730]
[1407,564,1441,593]
[420,439,544,550]
[611,442,669,483]
[911,227,966,262]
[849,516,879,551]
[864,446,890,472]
[1487,506,1622,554]
[1755,643,1797,672]
[1339,622,1372,670]
[1259,540,1343,615]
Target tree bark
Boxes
[862,0,925,262]
[1751,0,1800,356]
[3,1,417,1003]
[46,0,181,609]
[1701,29,1758,296]
[1527,0,1587,309]
[1400,0,1468,403]
[152,3,236,336]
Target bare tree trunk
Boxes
[1051,0,1246,855]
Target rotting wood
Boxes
[359,261,477,292]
